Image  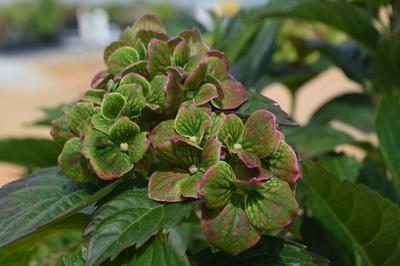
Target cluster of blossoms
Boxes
[51,15,301,254]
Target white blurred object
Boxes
[77,8,113,45]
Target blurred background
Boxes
[0,0,363,185]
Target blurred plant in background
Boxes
[0,0,400,265]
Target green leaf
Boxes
[197,235,329,265]
[310,93,375,133]
[174,106,211,145]
[199,161,234,209]
[109,117,140,143]
[0,214,89,266]
[147,39,171,78]
[107,47,140,75]
[375,94,400,193]
[302,161,400,266]
[32,104,64,126]
[284,125,355,158]
[245,177,298,231]
[58,245,87,266]
[238,91,295,126]
[109,234,190,266]
[319,153,362,183]
[101,92,126,121]
[201,195,260,255]
[0,167,119,248]
[0,138,61,169]
[242,110,280,158]
[81,131,133,180]
[58,137,94,182]
[85,188,193,266]
[256,0,379,49]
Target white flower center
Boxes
[233,143,242,151]
[189,164,199,174]
[120,143,129,152]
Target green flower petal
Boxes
[269,141,300,183]
[242,110,280,158]
[156,139,201,169]
[174,106,211,144]
[147,75,167,112]
[128,132,149,164]
[68,102,95,134]
[103,41,127,62]
[148,171,190,202]
[119,61,147,78]
[165,70,185,117]
[91,114,113,134]
[201,137,222,169]
[180,172,203,199]
[245,177,298,231]
[183,61,207,92]
[109,117,140,143]
[203,56,228,80]
[201,196,260,254]
[206,112,226,137]
[149,120,176,148]
[51,115,74,144]
[148,39,171,78]
[58,137,94,183]
[183,54,203,72]
[116,84,146,117]
[106,47,140,75]
[237,150,261,168]
[81,131,133,180]
[216,114,244,148]
[101,92,126,121]
[131,14,167,35]
[193,83,218,105]
[178,28,208,57]
[211,77,248,110]
[136,29,169,46]
[199,161,234,209]
[173,40,190,67]
[120,73,150,97]
[81,89,106,105]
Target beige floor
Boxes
[0,49,361,186]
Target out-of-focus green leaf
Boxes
[302,161,400,266]
[197,235,329,265]
[32,104,64,126]
[0,167,119,248]
[238,91,296,126]
[230,20,278,87]
[305,40,372,88]
[310,93,375,132]
[320,153,362,182]
[375,94,400,193]
[0,214,88,266]
[0,138,61,169]
[284,125,355,158]
[85,188,194,266]
[256,0,379,49]
[58,246,86,266]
